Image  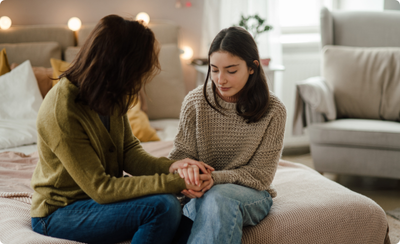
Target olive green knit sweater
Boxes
[31,78,186,217]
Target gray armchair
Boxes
[294,7,400,179]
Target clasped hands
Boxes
[169,158,214,198]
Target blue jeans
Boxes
[31,194,182,244]
[183,184,273,244]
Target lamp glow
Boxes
[0,16,12,30]
[136,12,150,25]
[68,17,82,31]
[181,46,193,60]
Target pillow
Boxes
[127,100,160,142]
[64,46,81,63]
[0,48,11,76]
[144,44,186,119]
[50,58,70,86]
[322,45,400,120]
[0,42,61,68]
[0,60,43,149]
[11,63,53,98]
[32,67,53,98]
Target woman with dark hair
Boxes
[30,15,213,244]
[169,26,287,243]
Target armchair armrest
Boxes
[293,76,336,135]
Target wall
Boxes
[0,0,204,92]
[279,42,321,152]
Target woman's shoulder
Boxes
[38,78,82,124]
[182,85,207,108]
[185,85,205,101]
[266,92,287,118]
[44,78,78,105]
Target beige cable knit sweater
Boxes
[169,85,287,197]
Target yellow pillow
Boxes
[127,100,160,142]
[0,48,11,76]
[50,58,71,86]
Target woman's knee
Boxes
[152,194,182,224]
[197,185,241,212]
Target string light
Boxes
[136,12,150,25]
[0,16,12,30]
[68,17,82,31]
[181,46,193,60]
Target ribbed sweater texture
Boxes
[169,85,287,197]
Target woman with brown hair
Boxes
[169,26,287,243]
[30,15,213,244]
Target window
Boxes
[279,0,384,44]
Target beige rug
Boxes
[387,214,400,243]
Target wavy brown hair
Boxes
[203,27,270,123]
[60,15,160,116]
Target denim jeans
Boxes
[31,194,182,244]
[183,184,273,244]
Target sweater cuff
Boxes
[211,171,228,185]
[168,173,187,193]
[158,157,177,174]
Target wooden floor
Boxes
[281,153,400,212]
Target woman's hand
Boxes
[169,158,215,185]
[179,164,201,186]
[182,171,214,199]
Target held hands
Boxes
[169,158,215,198]
[182,169,214,199]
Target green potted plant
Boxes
[237,14,273,66]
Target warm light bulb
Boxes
[136,12,150,25]
[68,17,82,31]
[0,16,12,30]
[181,46,194,60]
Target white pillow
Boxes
[0,60,43,149]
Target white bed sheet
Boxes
[149,119,179,142]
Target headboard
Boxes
[0,25,74,67]
[0,20,186,120]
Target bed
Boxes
[0,21,390,244]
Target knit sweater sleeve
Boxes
[47,114,185,205]
[168,93,199,161]
[122,115,176,176]
[211,105,287,191]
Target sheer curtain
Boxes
[201,0,282,78]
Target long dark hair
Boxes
[60,14,160,116]
[203,26,270,123]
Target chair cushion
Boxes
[322,45,400,121]
[309,119,400,150]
